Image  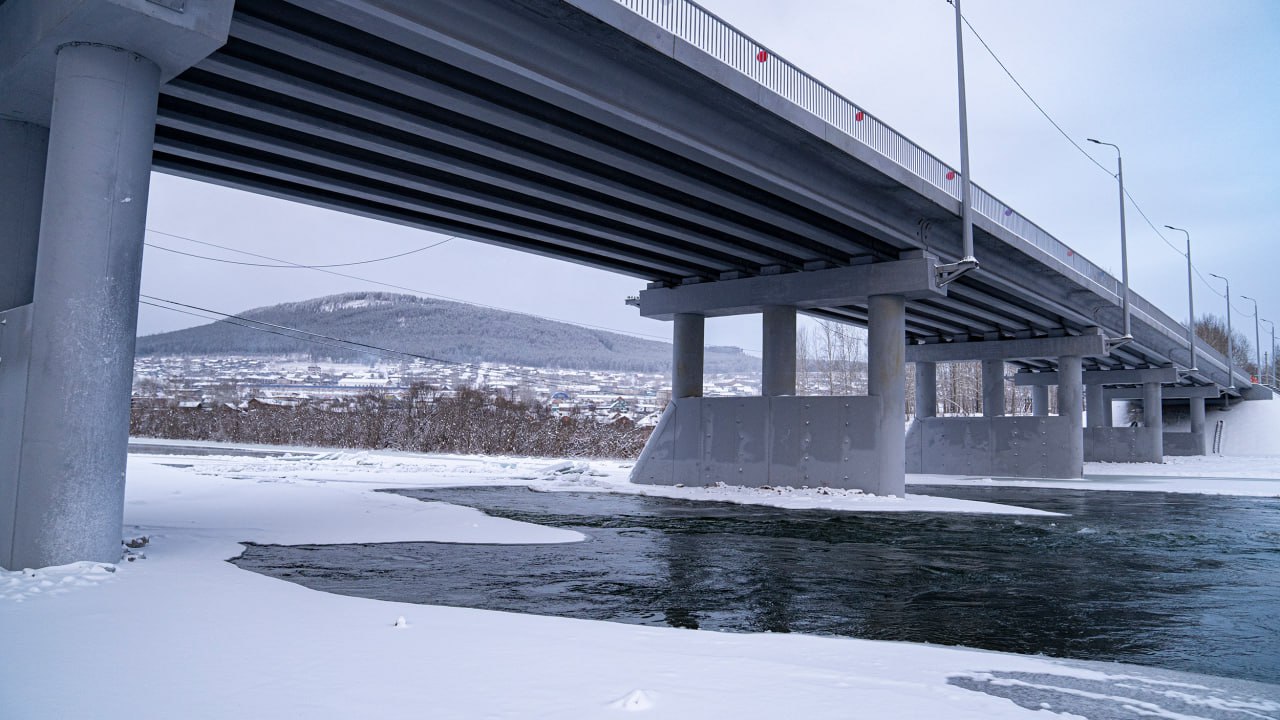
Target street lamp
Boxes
[1263,318,1275,386]
[1242,295,1262,383]
[1164,225,1197,372]
[1088,138,1131,342]
[936,0,979,286]
[1209,273,1234,389]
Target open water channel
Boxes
[234,484,1280,684]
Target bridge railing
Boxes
[613,0,1214,376]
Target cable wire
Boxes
[142,226,703,347]
[140,295,564,387]
[958,9,1242,312]
[145,230,453,268]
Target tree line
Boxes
[131,386,651,458]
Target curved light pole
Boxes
[1164,225,1197,371]
[1209,273,1234,389]
[1088,138,1131,343]
[1242,295,1262,383]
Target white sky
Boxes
[139,0,1280,354]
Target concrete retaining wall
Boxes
[1083,427,1162,463]
[631,396,884,491]
[1163,432,1206,457]
[906,416,1080,479]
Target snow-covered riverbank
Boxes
[3,444,1277,719]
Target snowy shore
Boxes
[2,443,1277,719]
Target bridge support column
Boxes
[1142,381,1165,462]
[0,120,47,311]
[915,362,936,419]
[631,256,941,494]
[672,313,704,399]
[982,359,1005,417]
[904,333,1105,479]
[1085,383,1105,427]
[1190,397,1206,436]
[1057,355,1084,477]
[761,305,796,396]
[8,45,161,569]
[0,120,49,570]
[1031,385,1049,417]
[868,294,906,496]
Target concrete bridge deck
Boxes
[139,0,1244,391]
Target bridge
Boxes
[0,0,1262,570]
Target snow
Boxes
[1211,396,1280,457]
[126,439,1058,516]
[537,460,1063,515]
[2,445,1277,718]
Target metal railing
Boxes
[610,0,1215,376]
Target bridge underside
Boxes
[0,0,1250,568]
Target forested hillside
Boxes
[137,292,757,373]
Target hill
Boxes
[136,292,758,373]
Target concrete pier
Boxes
[868,294,906,496]
[1190,396,1206,436]
[1086,383,1105,427]
[761,305,796,397]
[915,361,937,419]
[1058,355,1084,477]
[672,313,704,399]
[10,45,162,568]
[982,359,1005,417]
[1031,384,1049,417]
[0,120,47,311]
[1142,381,1165,461]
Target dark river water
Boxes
[234,484,1280,684]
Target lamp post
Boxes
[1263,318,1275,386]
[1164,225,1197,372]
[1088,138,1131,342]
[1210,273,1234,389]
[935,0,979,286]
[1242,295,1262,383]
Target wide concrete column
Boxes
[1057,355,1084,477]
[672,313,705,399]
[1031,385,1049,417]
[0,120,48,311]
[915,361,937,418]
[868,294,906,496]
[761,305,796,396]
[1190,396,1206,436]
[1085,383,1105,427]
[1142,381,1164,461]
[982,359,1005,417]
[11,44,161,569]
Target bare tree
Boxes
[798,319,866,395]
[1196,314,1256,376]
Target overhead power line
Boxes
[957,10,1241,310]
[140,295,566,387]
[142,226,706,348]
[145,229,453,268]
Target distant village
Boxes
[131,355,765,428]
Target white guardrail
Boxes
[611,0,1220,375]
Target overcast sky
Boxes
[139,0,1280,355]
